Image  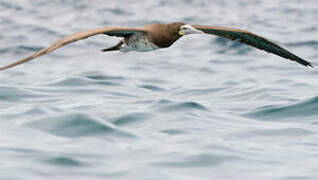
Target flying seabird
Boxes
[0,22,313,71]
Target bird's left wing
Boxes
[192,25,313,67]
[0,27,147,71]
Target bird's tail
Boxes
[101,40,123,52]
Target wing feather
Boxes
[0,27,147,71]
[193,25,313,67]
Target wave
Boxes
[43,156,87,167]
[245,96,318,122]
[152,153,240,167]
[0,86,44,102]
[112,112,152,126]
[150,99,209,112]
[26,113,137,138]
[45,74,123,87]
[285,40,318,47]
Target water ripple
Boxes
[0,86,44,102]
[26,113,137,138]
[175,87,225,96]
[285,40,318,47]
[237,127,314,138]
[245,96,318,122]
[43,156,86,167]
[151,99,209,112]
[0,1,23,10]
[112,112,151,126]
[46,75,121,87]
[98,7,133,15]
[139,84,165,92]
[153,153,240,167]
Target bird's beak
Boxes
[188,27,204,34]
[179,25,204,36]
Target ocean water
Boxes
[1,0,318,179]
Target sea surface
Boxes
[1,0,318,179]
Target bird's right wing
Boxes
[0,27,147,71]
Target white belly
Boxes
[120,33,159,52]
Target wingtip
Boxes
[303,61,314,68]
[297,58,313,68]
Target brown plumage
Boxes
[144,22,184,48]
[0,22,313,71]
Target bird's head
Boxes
[178,24,204,36]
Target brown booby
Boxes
[0,22,313,71]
